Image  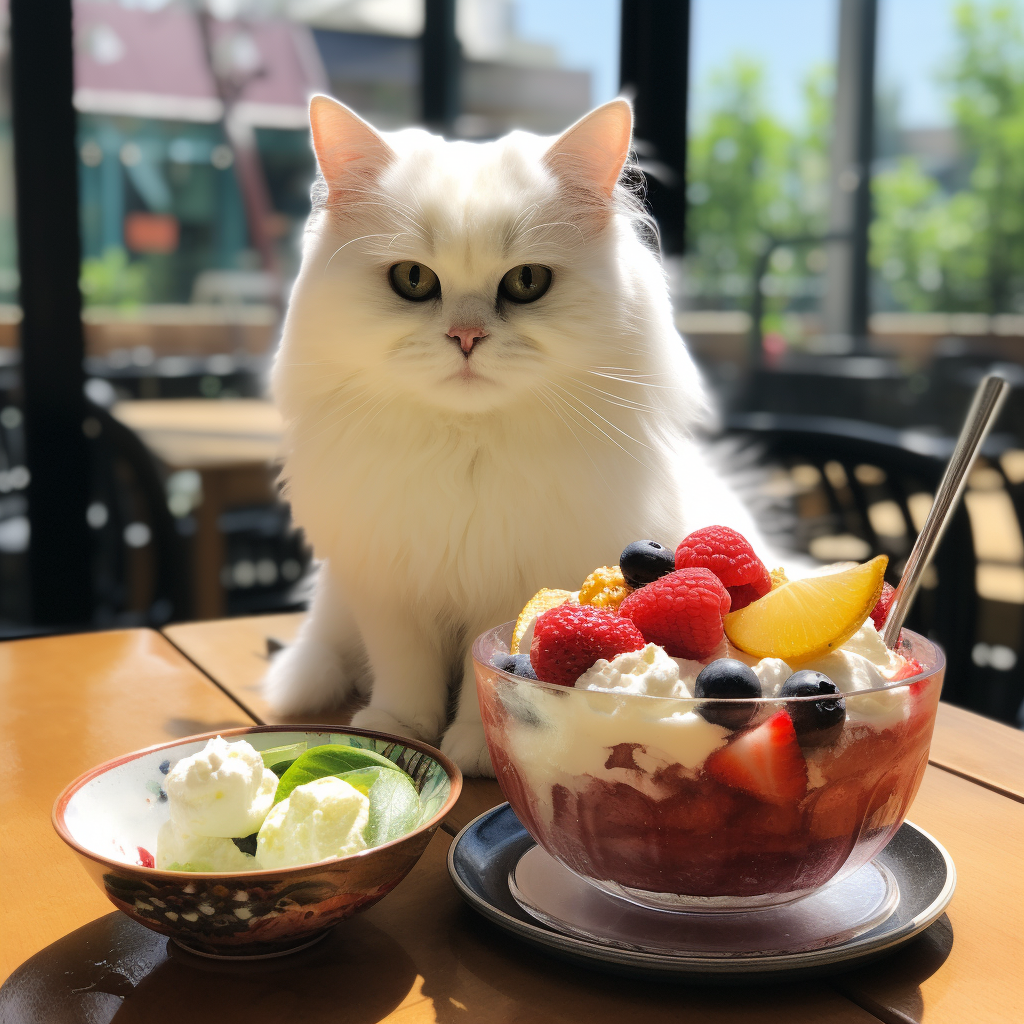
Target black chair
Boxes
[84,400,191,627]
[724,412,1023,723]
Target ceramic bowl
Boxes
[475,623,943,912]
[53,725,461,957]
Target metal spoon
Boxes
[882,373,1011,648]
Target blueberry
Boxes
[492,652,538,680]
[694,659,762,729]
[619,539,676,589]
[779,670,846,747]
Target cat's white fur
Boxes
[264,96,766,776]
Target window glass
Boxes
[684,0,838,362]
[873,0,1024,317]
[72,0,389,621]
[456,0,619,137]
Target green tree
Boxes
[80,246,149,308]
[871,1,1024,313]
[686,59,831,311]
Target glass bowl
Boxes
[473,624,943,913]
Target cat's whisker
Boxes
[516,219,587,249]
[540,386,645,487]
[292,382,385,443]
[584,368,687,390]
[543,356,684,392]
[531,386,609,484]
[544,382,656,469]
[504,202,542,243]
[324,232,404,271]
[561,377,663,414]
[551,380,657,445]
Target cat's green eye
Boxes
[499,264,552,304]
[389,261,440,301]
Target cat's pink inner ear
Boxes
[309,95,394,186]
[544,99,633,198]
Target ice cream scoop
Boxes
[256,775,370,870]
[166,736,277,839]
[156,819,256,872]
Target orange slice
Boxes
[511,589,573,654]
[724,555,888,663]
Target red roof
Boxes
[72,1,326,126]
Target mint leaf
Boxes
[273,744,401,804]
[336,766,422,847]
[260,741,307,771]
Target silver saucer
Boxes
[447,803,956,983]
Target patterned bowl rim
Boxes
[52,724,463,880]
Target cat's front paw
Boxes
[441,722,495,778]
[263,639,352,716]
[350,706,432,743]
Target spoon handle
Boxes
[882,374,1011,648]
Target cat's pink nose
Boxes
[447,326,488,354]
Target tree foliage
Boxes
[686,60,831,307]
[871,1,1024,313]
[690,1,1024,317]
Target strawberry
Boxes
[891,656,923,681]
[870,582,897,631]
[703,710,808,805]
[529,603,646,687]
[618,567,730,660]
[675,525,771,610]
[891,655,929,697]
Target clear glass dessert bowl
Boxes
[473,623,943,913]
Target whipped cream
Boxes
[502,677,730,829]
[797,622,910,729]
[166,736,277,839]
[156,819,256,872]
[256,776,369,870]
[578,644,691,698]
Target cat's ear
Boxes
[544,99,633,198]
[309,95,394,188]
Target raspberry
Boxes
[618,568,730,660]
[579,565,632,611]
[870,581,896,631]
[529,603,646,686]
[675,526,771,611]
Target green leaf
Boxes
[273,744,401,804]
[336,766,422,847]
[260,741,307,771]
[267,758,297,778]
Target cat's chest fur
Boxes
[281,392,694,620]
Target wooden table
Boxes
[2,621,1022,1024]
[113,399,284,620]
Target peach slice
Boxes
[723,555,888,662]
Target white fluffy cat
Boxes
[264,95,766,777]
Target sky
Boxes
[512,0,621,105]
[481,1,1017,130]
[689,0,1005,130]
[468,0,1015,132]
